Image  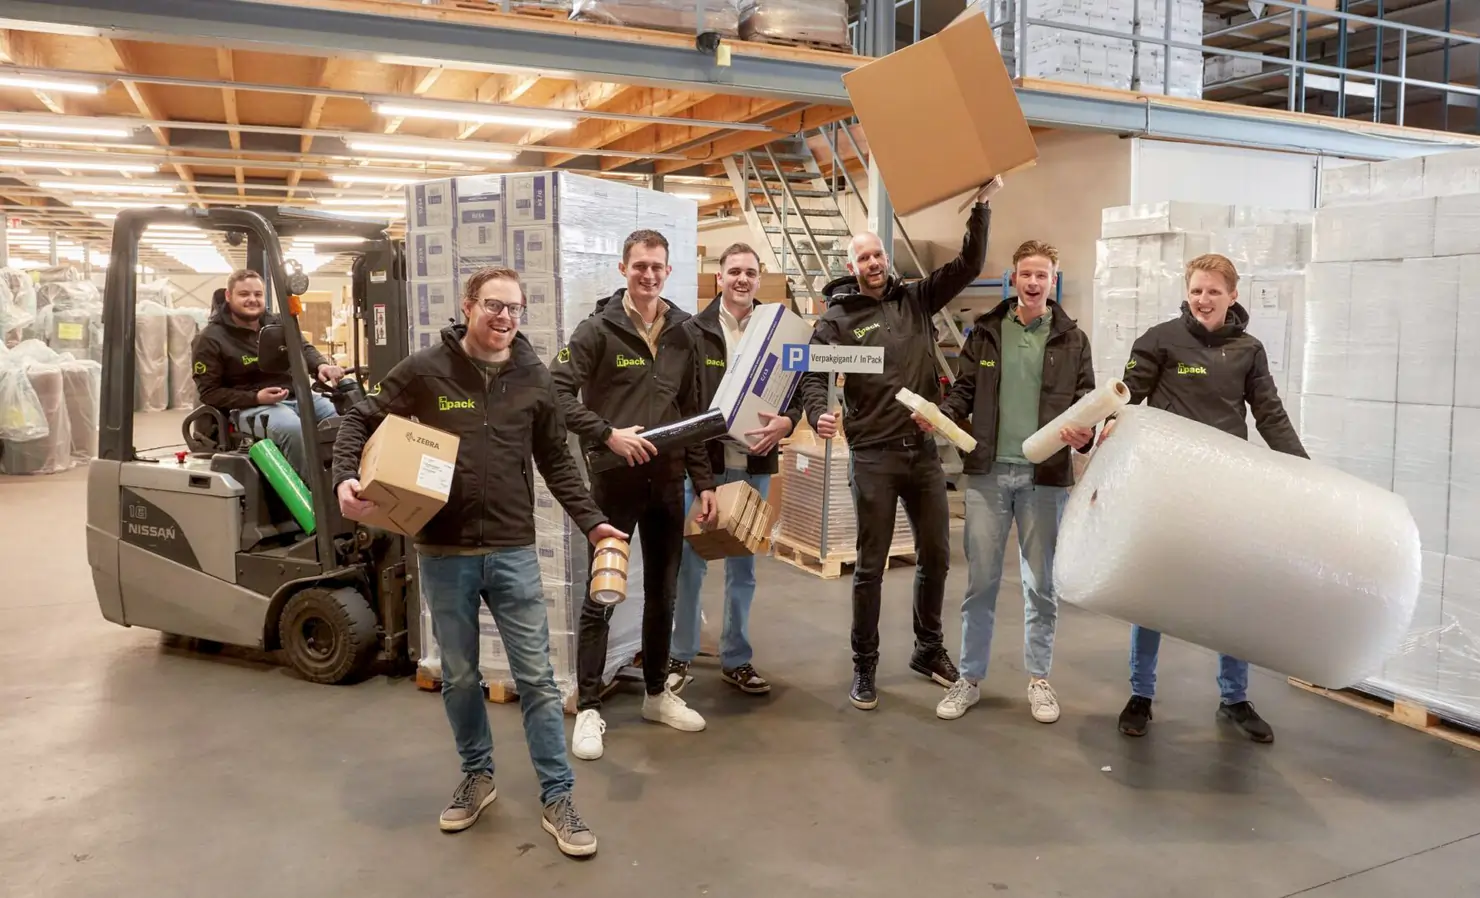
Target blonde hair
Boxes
[1185,253,1239,291]
[1012,239,1059,269]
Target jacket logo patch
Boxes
[980,359,996,368]
[438,395,476,411]
[193,361,207,375]
[705,357,726,368]
[241,354,259,367]
[853,322,881,340]
[556,347,571,364]
[615,353,647,369]
[1125,359,1137,370]
[1176,362,1209,376]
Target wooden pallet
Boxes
[1288,677,1480,752]
[771,535,916,580]
[447,1,566,18]
[743,34,853,55]
[416,663,628,716]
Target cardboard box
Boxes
[351,414,461,537]
[684,480,775,560]
[841,9,1037,216]
[708,303,813,450]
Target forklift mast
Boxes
[351,238,410,388]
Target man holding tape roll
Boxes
[551,228,718,761]
[798,177,1000,711]
[332,266,622,856]
[916,240,1095,724]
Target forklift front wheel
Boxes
[278,586,378,685]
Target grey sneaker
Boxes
[439,771,497,833]
[542,793,598,857]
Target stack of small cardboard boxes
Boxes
[685,481,776,560]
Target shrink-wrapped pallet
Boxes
[739,0,848,47]
[135,300,169,413]
[60,359,101,461]
[0,358,48,444]
[571,0,739,36]
[0,362,72,475]
[167,307,207,410]
[777,433,913,559]
[1055,405,1422,688]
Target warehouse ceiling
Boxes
[0,22,853,276]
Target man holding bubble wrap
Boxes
[1102,252,1306,743]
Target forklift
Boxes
[88,205,421,685]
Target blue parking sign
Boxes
[782,343,810,372]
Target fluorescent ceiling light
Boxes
[291,235,368,245]
[39,180,178,195]
[320,198,404,207]
[1,158,158,173]
[5,227,28,235]
[346,139,517,162]
[373,102,575,131]
[0,121,131,138]
[0,75,102,95]
[330,173,423,186]
[145,225,204,233]
[669,191,709,201]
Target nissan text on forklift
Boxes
[88,205,424,685]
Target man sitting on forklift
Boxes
[191,268,344,482]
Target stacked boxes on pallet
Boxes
[777,431,913,561]
[1132,0,1204,98]
[405,171,700,699]
[738,0,848,47]
[570,0,740,36]
[1298,152,1480,724]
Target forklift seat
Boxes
[182,404,247,456]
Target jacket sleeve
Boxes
[914,202,991,316]
[1121,329,1162,407]
[191,331,260,410]
[682,337,717,495]
[1070,333,1097,452]
[1246,343,1308,459]
[548,319,613,445]
[531,380,609,535]
[939,332,980,422]
[331,356,421,488]
[796,315,841,431]
[303,341,331,374]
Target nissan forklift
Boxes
[88,205,421,685]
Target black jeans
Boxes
[576,465,686,711]
[847,435,951,665]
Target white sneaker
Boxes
[936,679,980,720]
[1028,679,1060,724]
[641,688,706,732]
[571,709,606,760]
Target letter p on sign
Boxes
[783,344,809,372]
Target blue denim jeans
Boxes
[1130,626,1250,705]
[418,547,573,806]
[959,464,1067,683]
[239,395,338,483]
[671,468,770,669]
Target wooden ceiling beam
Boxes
[104,39,203,204]
[214,48,245,197]
[598,95,794,171]
[515,80,631,147]
[543,88,705,166]
[0,31,65,114]
[383,64,446,135]
[653,104,854,175]
[288,56,346,198]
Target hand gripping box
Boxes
[708,302,813,450]
[684,480,776,560]
[351,414,460,537]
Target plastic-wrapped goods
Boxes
[135,300,170,413]
[0,362,72,475]
[167,307,208,410]
[36,280,98,314]
[50,305,101,363]
[739,0,847,46]
[777,432,914,558]
[0,268,36,347]
[60,359,102,461]
[137,279,175,310]
[571,0,740,36]
[0,361,49,443]
[1055,405,1423,688]
[36,264,82,284]
[1021,379,1129,463]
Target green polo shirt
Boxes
[995,305,1051,466]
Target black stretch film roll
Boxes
[585,408,729,475]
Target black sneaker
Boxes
[665,658,690,694]
[909,645,960,687]
[850,659,878,710]
[1118,695,1153,737]
[721,663,771,694]
[1218,700,1274,743]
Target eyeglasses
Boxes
[475,298,525,318]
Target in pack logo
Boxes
[241,354,259,367]
[615,353,647,369]
[437,396,476,411]
[853,322,881,340]
[1176,362,1209,376]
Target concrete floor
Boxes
[4,414,1480,898]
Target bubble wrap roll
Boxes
[1022,379,1130,464]
[1054,405,1422,688]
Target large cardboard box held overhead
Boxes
[350,414,460,537]
[841,9,1037,217]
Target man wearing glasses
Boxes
[333,266,624,857]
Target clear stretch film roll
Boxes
[895,388,978,453]
[1053,405,1422,688]
[1021,379,1130,463]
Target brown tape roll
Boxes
[589,570,628,605]
[593,548,629,577]
[594,536,630,559]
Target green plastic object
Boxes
[248,438,317,535]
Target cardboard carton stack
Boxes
[685,480,775,560]
[1295,149,1480,725]
[1132,0,1205,98]
[985,0,1137,92]
[777,428,914,561]
[404,170,700,698]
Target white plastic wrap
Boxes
[989,0,1136,92]
[1421,147,1480,199]
[135,300,170,413]
[1101,202,1231,239]
[137,279,175,309]
[1366,156,1426,203]
[571,0,739,36]
[738,0,848,46]
[1320,162,1371,207]
[60,358,102,461]
[1433,194,1480,258]
[167,307,208,410]
[1312,198,1436,262]
[1022,380,1129,463]
[0,360,48,442]
[1058,405,1422,688]
[0,268,36,347]
[1131,0,1203,99]
[0,362,72,475]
